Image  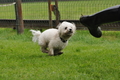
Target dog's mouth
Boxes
[69,30,73,33]
[65,32,73,36]
[67,30,73,35]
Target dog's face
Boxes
[57,21,76,40]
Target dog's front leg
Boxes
[48,48,54,56]
[41,46,48,53]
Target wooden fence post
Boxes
[55,0,59,26]
[48,0,53,28]
[14,0,24,34]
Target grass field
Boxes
[0,0,120,20]
[0,28,120,80]
[0,0,120,80]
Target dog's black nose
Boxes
[69,29,73,32]
[69,29,72,31]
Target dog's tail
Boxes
[30,29,41,43]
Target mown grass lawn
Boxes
[0,0,120,80]
[0,28,120,80]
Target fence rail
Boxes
[0,19,120,31]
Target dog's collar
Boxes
[60,37,67,43]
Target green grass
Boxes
[0,28,120,80]
[0,0,120,20]
[0,0,120,79]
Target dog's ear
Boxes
[72,22,75,26]
[56,23,61,29]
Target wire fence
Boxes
[0,0,120,30]
[0,0,120,20]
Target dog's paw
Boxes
[54,52,63,56]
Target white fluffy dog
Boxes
[30,21,76,56]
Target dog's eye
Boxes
[65,27,67,30]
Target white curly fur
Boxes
[30,21,76,56]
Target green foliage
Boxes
[0,28,120,80]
